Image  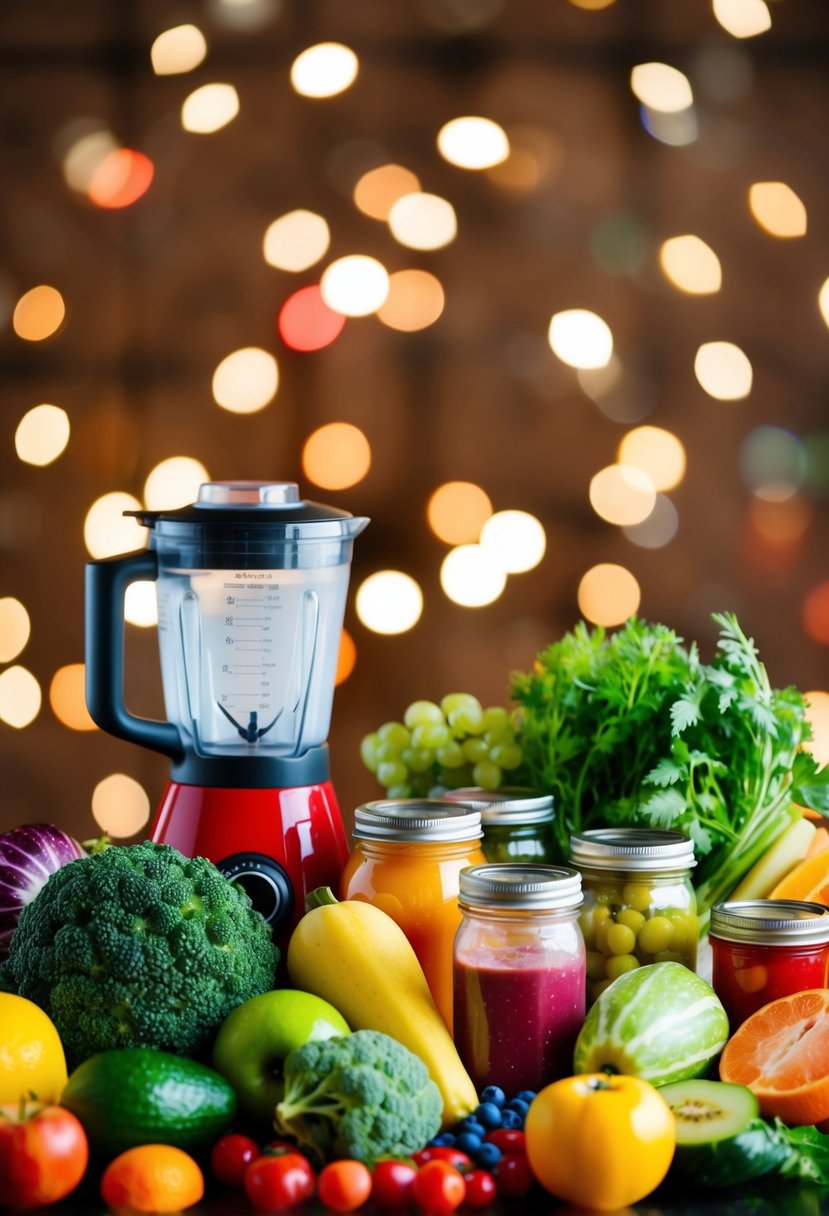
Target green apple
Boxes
[212,988,349,1123]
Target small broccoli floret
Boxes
[4,841,279,1067]
[274,1030,442,1164]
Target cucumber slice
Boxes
[660,1079,791,1187]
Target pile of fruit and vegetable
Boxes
[3,610,829,1213]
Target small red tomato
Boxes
[243,1151,316,1212]
[495,1152,534,1198]
[485,1128,526,1154]
[462,1168,497,1209]
[317,1159,373,1212]
[0,1100,89,1209]
[411,1159,466,1215]
[411,1145,472,1172]
[211,1133,259,1188]
[371,1159,417,1209]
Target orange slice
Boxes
[719,989,829,1125]
[768,849,829,902]
[805,826,829,860]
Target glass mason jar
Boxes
[568,828,697,1006]
[340,799,485,1031]
[453,863,585,1094]
[710,899,829,1030]
[443,787,555,864]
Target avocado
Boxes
[61,1047,237,1156]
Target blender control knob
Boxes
[216,852,295,932]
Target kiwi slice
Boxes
[659,1079,790,1187]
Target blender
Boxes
[85,481,368,940]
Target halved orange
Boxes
[768,848,829,903]
[719,989,829,1125]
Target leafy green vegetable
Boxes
[511,612,829,918]
[673,1117,829,1189]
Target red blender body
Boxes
[85,481,368,945]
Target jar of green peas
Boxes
[568,828,697,1005]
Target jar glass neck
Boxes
[578,864,691,881]
[354,838,482,859]
[459,904,581,923]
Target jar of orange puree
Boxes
[340,799,485,1030]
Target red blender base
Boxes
[150,780,350,943]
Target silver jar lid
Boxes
[459,863,582,911]
[443,787,554,826]
[569,828,695,872]
[710,899,829,946]
[353,799,483,843]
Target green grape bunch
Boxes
[360,693,525,798]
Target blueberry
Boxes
[474,1102,503,1130]
[455,1131,483,1154]
[515,1090,537,1104]
[480,1085,507,1108]
[429,1132,457,1146]
[457,1117,487,1138]
[474,1142,503,1169]
[499,1108,523,1130]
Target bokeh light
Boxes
[144,457,209,510]
[49,664,96,730]
[804,582,829,646]
[578,564,642,626]
[748,181,807,238]
[713,0,771,38]
[659,235,722,294]
[320,255,389,316]
[0,666,41,729]
[84,492,146,559]
[437,116,510,170]
[356,571,423,634]
[694,341,753,400]
[13,285,65,341]
[0,598,30,663]
[486,125,563,193]
[640,105,698,147]
[568,0,616,8]
[427,481,493,544]
[209,0,278,31]
[290,43,358,98]
[278,285,346,351]
[61,126,119,192]
[87,149,154,208]
[376,269,445,332]
[212,347,279,413]
[354,164,421,220]
[548,309,613,369]
[15,404,70,466]
[739,426,806,501]
[335,628,357,686]
[440,545,507,607]
[263,210,330,272]
[479,510,546,574]
[749,497,811,546]
[91,773,151,838]
[150,24,208,75]
[804,690,829,765]
[820,278,829,329]
[388,193,457,251]
[181,83,240,133]
[589,464,657,526]
[302,423,371,490]
[630,62,693,112]
[125,582,159,628]
[622,495,680,549]
[617,426,686,492]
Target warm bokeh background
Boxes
[1,0,828,846]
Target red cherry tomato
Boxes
[496,1152,534,1198]
[211,1133,260,1188]
[411,1145,472,1172]
[371,1158,418,1209]
[317,1159,373,1212]
[463,1168,498,1209]
[243,1151,316,1212]
[411,1159,466,1214]
[0,1101,89,1209]
[485,1128,526,1154]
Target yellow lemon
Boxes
[0,992,68,1104]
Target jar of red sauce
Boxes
[453,863,585,1094]
[710,899,829,1029]
[340,799,485,1030]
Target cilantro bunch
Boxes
[511,612,829,919]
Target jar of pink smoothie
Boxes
[453,863,585,1095]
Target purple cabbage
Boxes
[0,823,85,956]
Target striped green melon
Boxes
[573,962,729,1086]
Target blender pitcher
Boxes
[85,481,369,939]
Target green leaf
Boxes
[791,752,829,813]
[639,787,687,826]
[670,693,702,734]
[644,758,685,787]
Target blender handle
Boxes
[85,549,184,760]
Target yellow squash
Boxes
[286,891,478,1126]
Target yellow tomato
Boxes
[524,1072,675,1211]
[0,993,68,1105]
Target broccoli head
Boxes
[274,1029,442,1164]
[3,841,279,1067]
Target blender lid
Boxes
[129,481,369,536]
